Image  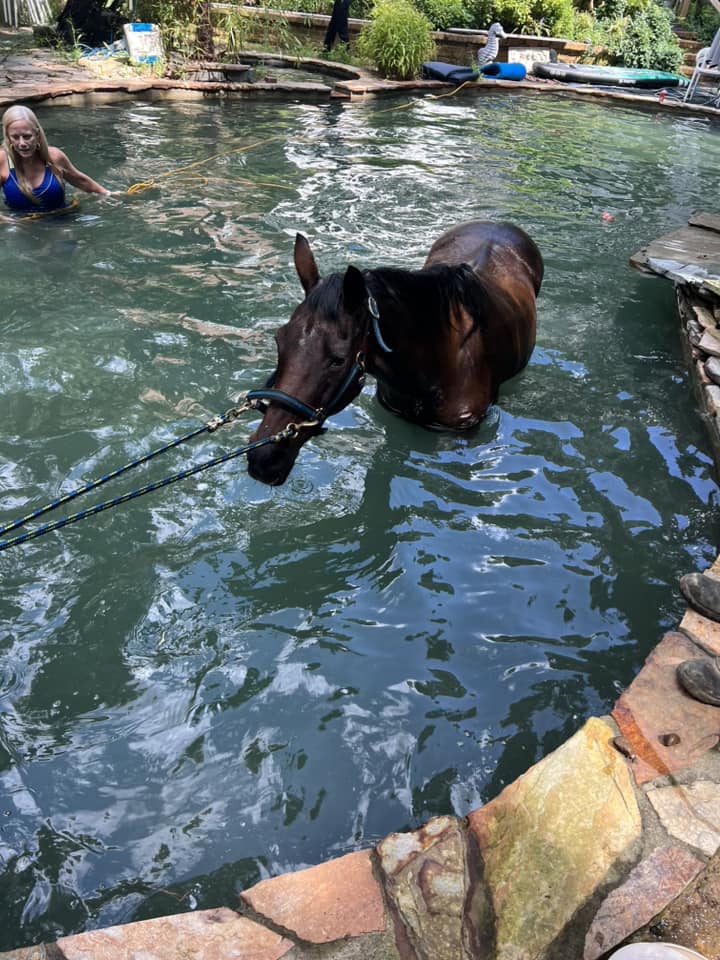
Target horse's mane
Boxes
[366,263,492,341]
[304,262,493,343]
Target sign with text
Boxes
[508,47,552,65]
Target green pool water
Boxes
[1,93,719,948]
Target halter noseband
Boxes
[246,351,366,427]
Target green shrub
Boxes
[530,0,574,37]
[466,0,574,36]
[136,0,195,56]
[357,0,435,78]
[415,0,472,30]
[567,9,605,44]
[592,0,626,21]
[263,0,373,18]
[351,0,376,18]
[215,6,255,56]
[274,0,332,12]
[466,0,529,32]
[604,2,683,71]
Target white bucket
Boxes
[611,944,707,960]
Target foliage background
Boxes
[57,0,720,80]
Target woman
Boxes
[323,0,351,51]
[1,104,110,215]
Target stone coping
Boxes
[3,38,720,960]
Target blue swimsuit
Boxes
[2,163,66,212]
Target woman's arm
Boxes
[50,146,110,196]
[0,147,9,186]
[0,148,13,220]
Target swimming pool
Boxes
[1,94,719,948]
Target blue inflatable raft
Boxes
[421,61,478,84]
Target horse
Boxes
[246,219,543,486]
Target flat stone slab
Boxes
[376,815,471,960]
[56,907,292,959]
[584,845,704,960]
[612,631,720,785]
[680,608,720,656]
[240,850,386,945]
[630,216,720,292]
[647,780,720,857]
[468,717,641,960]
[641,847,720,956]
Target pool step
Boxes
[675,31,704,77]
[181,61,257,82]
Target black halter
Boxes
[246,352,366,426]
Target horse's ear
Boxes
[342,265,367,316]
[294,233,320,294]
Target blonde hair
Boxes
[2,105,63,203]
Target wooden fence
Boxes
[1,0,52,27]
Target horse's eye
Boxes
[328,355,345,367]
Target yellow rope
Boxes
[18,196,81,221]
[370,78,478,115]
[126,134,286,195]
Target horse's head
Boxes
[246,233,375,486]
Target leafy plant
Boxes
[415,0,472,31]
[467,0,528,32]
[250,8,302,51]
[351,0,376,18]
[357,0,435,78]
[467,0,573,36]
[134,0,196,56]
[530,0,575,37]
[567,10,611,50]
[604,2,683,71]
[276,0,333,12]
[215,5,254,57]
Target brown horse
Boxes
[246,220,543,486]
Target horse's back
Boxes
[424,219,543,295]
[417,219,542,410]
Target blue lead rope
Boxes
[0,399,277,553]
[0,422,211,540]
[0,433,277,553]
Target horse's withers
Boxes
[247,221,542,486]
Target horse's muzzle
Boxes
[247,420,317,486]
[247,445,295,485]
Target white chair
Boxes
[684,26,720,105]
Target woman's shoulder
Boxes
[48,145,68,165]
[0,147,8,181]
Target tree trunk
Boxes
[195,0,216,60]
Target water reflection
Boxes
[0,95,719,948]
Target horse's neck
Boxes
[365,265,465,372]
[366,267,430,349]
